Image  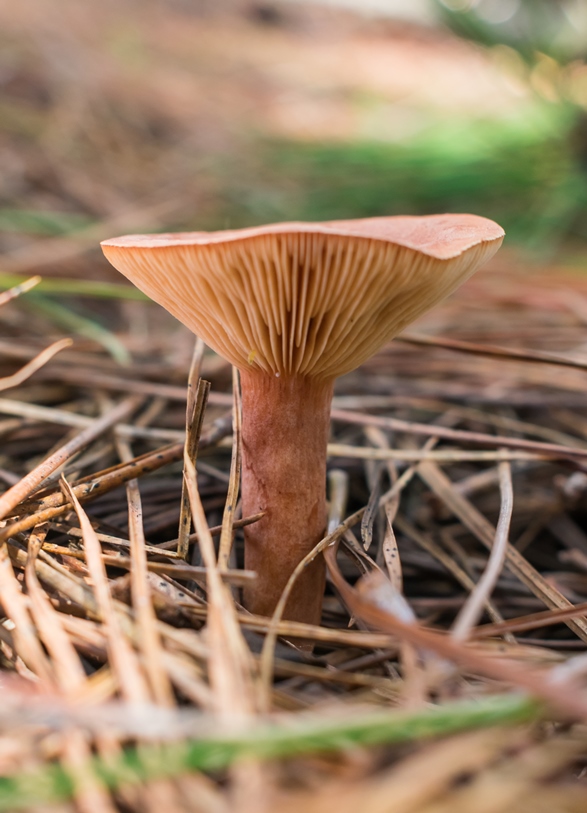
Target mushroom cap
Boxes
[101,214,504,379]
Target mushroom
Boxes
[101,215,504,625]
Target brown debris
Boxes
[2,171,587,813]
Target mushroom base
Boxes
[240,372,333,626]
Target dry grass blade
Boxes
[451,460,513,641]
[24,524,88,695]
[116,436,174,707]
[0,397,140,521]
[191,604,398,648]
[62,552,256,587]
[327,444,549,462]
[270,657,396,688]
[0,542,54,683]
[0,274,41,306]
[332,395,577,445]
[33,363,208,403]
[417,461,587,642]
[183,428,256,719]
[0,337,72,393]
[49,524,185,559]
[218,367,242,570]
[0,397,183,441]
[473,601,587,639]
[177,338,206,560]
[0,397,86,430]
[60,476,151,704]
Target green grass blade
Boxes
[0,274,147,301]
[0,694,540,810]
[24,294,131,365]
[0,208,93,237]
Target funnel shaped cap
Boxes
[102,214,504,379]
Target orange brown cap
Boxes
[101,214,504,379]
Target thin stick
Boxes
[0,397,140,521]
[60,476,151,704]
[0,418,232,542]
[158,511,265,551]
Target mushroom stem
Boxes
[240,371,333,625]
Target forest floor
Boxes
[0,252,586,811]
[2,2,587,811]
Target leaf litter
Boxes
[0,262,587,812]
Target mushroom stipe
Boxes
[101,215,504,625]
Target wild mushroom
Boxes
[101,215,504,625]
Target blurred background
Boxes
[2,0,587,285]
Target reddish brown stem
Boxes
[240,372,333,625]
